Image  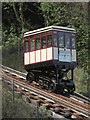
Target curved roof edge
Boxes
[24,26,76,37]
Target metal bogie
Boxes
[26,66,75,94]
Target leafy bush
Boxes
[74,67,88,96]
[2,42,24,72]
[2,81,52,119]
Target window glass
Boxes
[36,38,40,50]
[59,32,64,48]
[53,31,57,34]
[72,34,76,48]
[25,41,28,52]
[65,33,70,48]
[53,33,57,47]
[41,36,46,48]
[30,39,35,51]
[47,35,52,47]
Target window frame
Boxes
[58,31,65,48]
[71,33,76,49]
[35,36,41,50]
[47,34,53,48]
[41,35,47,49]
[40,31,52,49]
[53,31,58,47]
[29,36,35,52]
[24,37,29,53]
[65,32,71,49]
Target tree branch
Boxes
[12,3,21,23]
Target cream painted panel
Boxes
[30,51,35,64]
[54,47,58,60]
[47,47,52,60]
[24,52,29,65]
[36,50,40,63]
[72,50,76,61]
[41,49,46,61]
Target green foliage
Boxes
[2,82,34,118]
[39,105,52,118]
[74,67,88,96]
[76,25,88,69]
[2,81,52,118]
[40,3,69,26]
[2,2,43,35]
[2,42,24,72]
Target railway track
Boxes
[1,65,90,119]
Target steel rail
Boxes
[1,65,90,119]
[1,65,90,104]
[2,71,90,118]
[73,92,90,103]
[1,65,90,101]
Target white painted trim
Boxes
[24,52,29,65]
[72,50,76,61]
[54,47,58,60]
[24,26,76,37]
[41,49,46,62]
[36,50,40,63]
[30,51,35,64]
[47,47,53,60]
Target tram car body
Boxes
[23,26,76,93]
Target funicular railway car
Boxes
[23,26,76,94]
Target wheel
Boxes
[70,87,75,94]
[68,82,75,94]
[26,72,34,83]
[59,87,64,94]
[38,80,45,89]
[48,82,56,92]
